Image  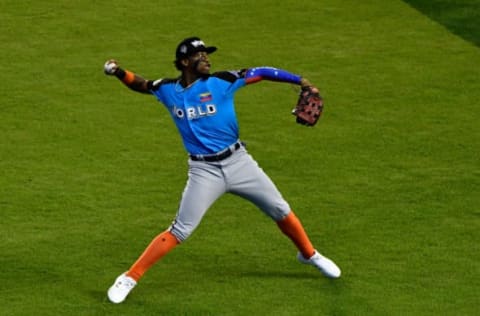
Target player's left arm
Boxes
[243,67,313,88]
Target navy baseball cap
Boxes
[175,37,217,60]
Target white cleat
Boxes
[297,250,341,278]
[107,273,137,303]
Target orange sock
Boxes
[277,211,315,259]
[126,230,179,281]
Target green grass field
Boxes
[1,0,479,315]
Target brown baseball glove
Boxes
[292,86,324,126]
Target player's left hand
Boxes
[104,59,119,75]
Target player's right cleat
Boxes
[107,272,137,303]
[297,250,341,278]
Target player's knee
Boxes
[168,225,191,243]
[266,202,291,221]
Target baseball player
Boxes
[104,37,341,304]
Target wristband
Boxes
[115,68,135,85]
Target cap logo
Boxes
[180,45,187,53]
[190,40,205,47]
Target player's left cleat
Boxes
[297,250,341,278]
[107,272,137,303]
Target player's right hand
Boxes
[104,59,119,75]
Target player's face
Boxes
[188,51,211,75]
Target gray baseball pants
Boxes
[169,146,291,242]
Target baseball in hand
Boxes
[104,60,118,75]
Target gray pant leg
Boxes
[226,149,291,221]
[169,161,227,242]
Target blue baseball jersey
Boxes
[150,71,247,155]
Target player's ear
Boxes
[180,58,189,68]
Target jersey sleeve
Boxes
[148,78,177,104]
[211,70,247,94]
[244,67,302,85]
[147,79,164,92]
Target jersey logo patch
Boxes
[199,92,213,102]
